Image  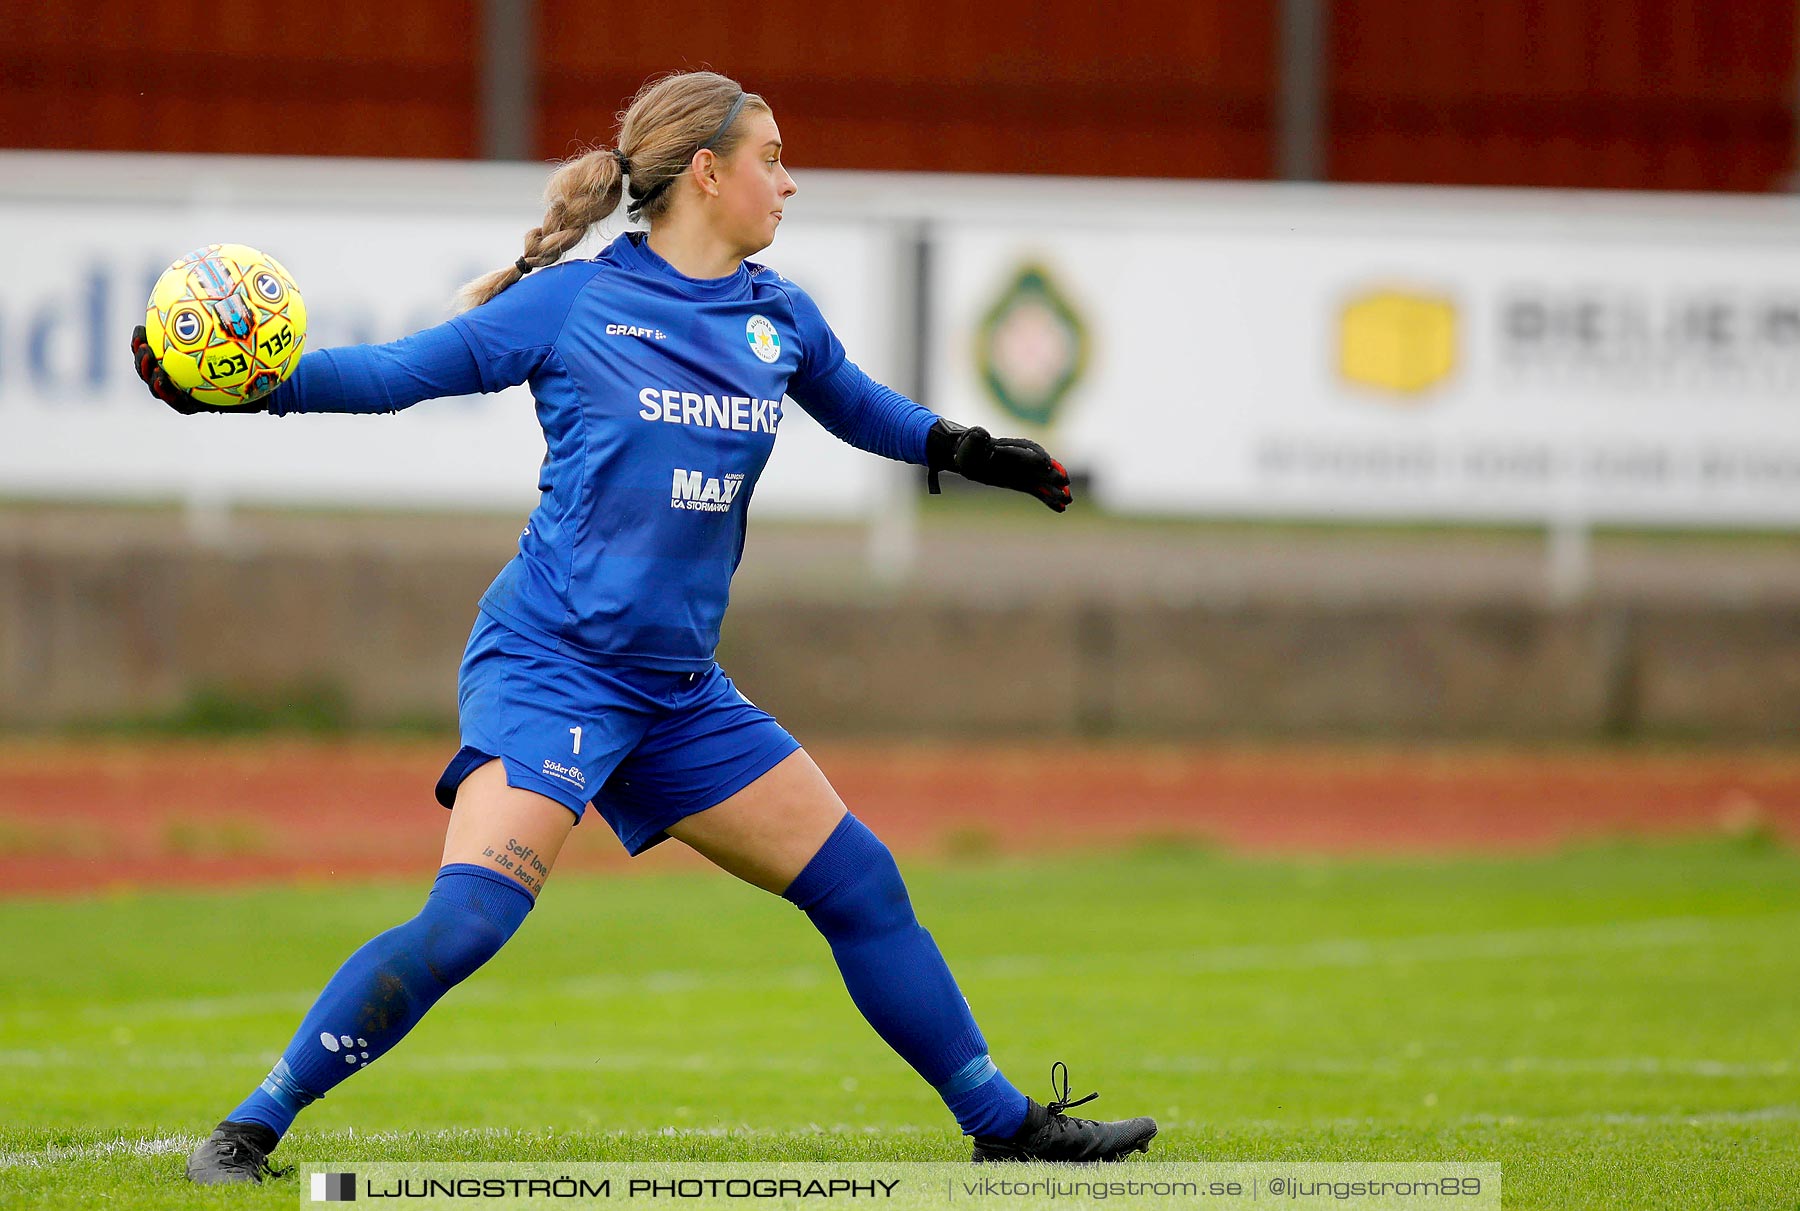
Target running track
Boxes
[0,741,1796,896]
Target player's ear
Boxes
[691,148,724,199]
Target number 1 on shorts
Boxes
[569,726,582,755]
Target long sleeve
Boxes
[266,321,483,416]
[775,273,938,463]
[268,260,603,415]
[786,357,938,465]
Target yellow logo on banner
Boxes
[1338,290,1457,396]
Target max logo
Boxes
[671,469,744,513]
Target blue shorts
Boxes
[434,612,801,855]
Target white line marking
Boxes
[5,1108,1791,1171]
[0,1124,940,1169]
[0,1134,193,1170]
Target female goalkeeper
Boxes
[133,70,1156,1184]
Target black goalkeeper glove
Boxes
[925,419,1073,513]
[130,325,268,415]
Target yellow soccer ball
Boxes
[144,243,307,407]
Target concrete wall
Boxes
[4,545,1797,741]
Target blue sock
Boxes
[783,814,1028,1139]
[230,864,533,1139]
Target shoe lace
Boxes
[1043,1060,1099,1128]
[216,1137,294,1181]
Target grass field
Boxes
[2,836,1797,1210]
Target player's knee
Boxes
[415,864,536,986]
[784,814,916,941]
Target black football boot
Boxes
[971,1062,1158,1163]
[185,1120,289,1185]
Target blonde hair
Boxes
[456,71,770,312]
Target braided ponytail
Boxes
[455,147,625,312]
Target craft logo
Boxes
[1338,289,1458,397]
[605,323,667,340]
[745,314,781,363]
[311,1171,356,1201]
[975,262,1089,427]
[318,1032,370,1066]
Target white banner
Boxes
[0,153,902,518]
[9,154,1800,529]
[930,187,1800,526]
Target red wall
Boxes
[1328,0,1798,191]
[0,0,479,159]
[2,0,1794,191]
[532,1,1276,179]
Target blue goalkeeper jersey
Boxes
[270,231,936,669]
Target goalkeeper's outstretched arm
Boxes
[132,320,487,417]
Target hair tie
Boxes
[612,147,631,174]
[514,257,533,276]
